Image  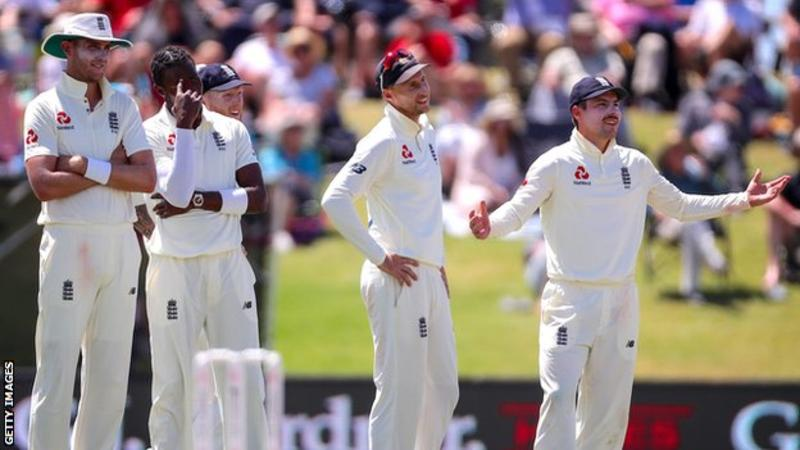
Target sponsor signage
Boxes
[3,369,799,449]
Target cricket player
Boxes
[197,63,251,121]
[23,13,156,450]
[142,46,267,450]
[469,76,790,450]
[321,49,459,450]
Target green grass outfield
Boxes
[271,104,800,381]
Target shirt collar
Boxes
[157,103,214,129]
[571,128,617,156]
[57,71,114,101]
[385,103,428,137]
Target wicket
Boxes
[193,348,284,450]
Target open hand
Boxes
[378,254,419,287]
[746,169,791,207]
[468,201,491,239]
[151,193,192,218]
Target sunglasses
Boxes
[379,49,413,90]
[383,49,411,70]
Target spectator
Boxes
[592,0,690,109]
[259,113,324,250]
[434,62,488,195]
[675,0,763,72]
[655,135,728,303]
[451,96,525,215]
[763,130,800,300]
[526,12,630,149]
[0,56,22,175]
[130,0,212,50]
[782,0,800,129]
[264,26,358,163]
[492,0,576,98]
[262,26,335,132]
[228,2,289,117]
[678,58,752,191]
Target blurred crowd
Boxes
[2,0,800,300]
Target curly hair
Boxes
[150,45,195,87]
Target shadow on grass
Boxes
[660,285,769,308]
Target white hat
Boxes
[41,13,132,60]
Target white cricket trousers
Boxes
[534,279,639,450]
[360,261,459,450]
[29,224,140,450]
[146,249,267,450]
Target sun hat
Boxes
[41,13,132,59]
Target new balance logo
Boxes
[167,299,178,320]
[62,280,74,301]
[621,167,631,189]
[626,340,635,348]
[212,131,226,151]
[242,300,253,310]
[108,112,119,134]
[418,317,428,338]
[556,326,568,346]
[351,163,367,174]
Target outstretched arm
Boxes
[649,167,791,221]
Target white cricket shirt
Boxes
[490,129,750,284]
[143,105,258,258]
[23,73,150,225]
[322,104,445,267]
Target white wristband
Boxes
[220,188,249,215]
[84,158,112,185]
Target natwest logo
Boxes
[573,165,591,185]
[401,144,416,165]
[56,111,71,125]
[25,129,38,145]
[56,111,74,130]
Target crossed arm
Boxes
[149,162,267,218]
[25,143,156,202]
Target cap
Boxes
[197,63,251,93]
[375,49,428,91]
[706,59,747,93]
[41,13,132,59]
[569,75,628,107]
